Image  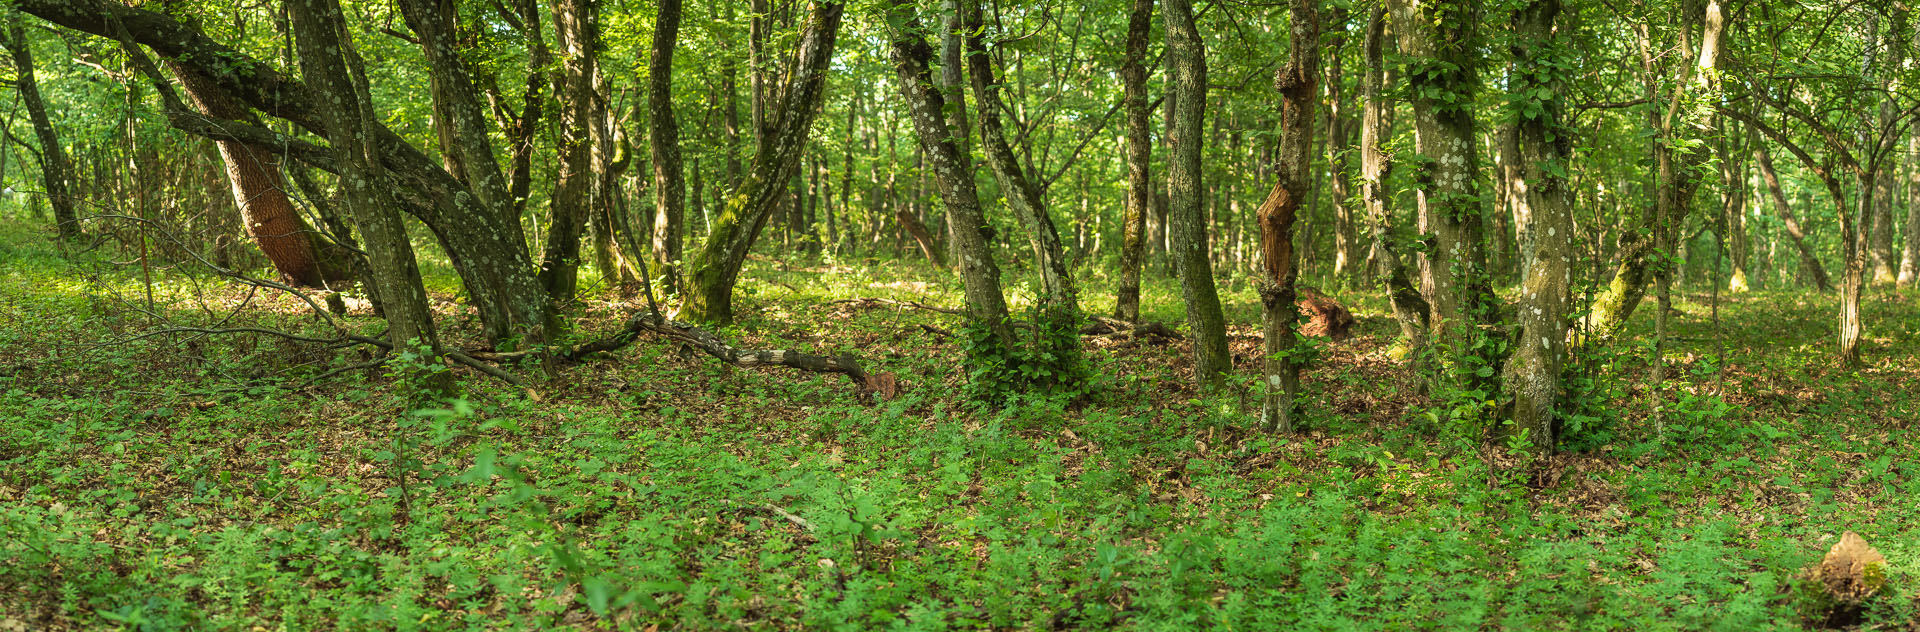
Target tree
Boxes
[880,0,1014,351]
[650,0,687,295]
[1753,136,1832,292]
[1387,0,1495,348]
[679,1,845,325]
[1359,2,1431,356]
[1113,0,1154,323]
[1500,0,1575,453]
[4,21,78,241]
[1256,0,1319,432]
[1163,0,1232,392]
[541,0,604,306]
[288,0,444,391]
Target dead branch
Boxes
[558,312,889,396]
[832,297,1186,340]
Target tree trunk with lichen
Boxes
[680,2,845,325]
[1501,0,1574,455]
[1360,4,1431,356]
[881,0,1014,350]
[289,0,445,392]
[1165,0,1232,392]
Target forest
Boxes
[0,0,1916,628]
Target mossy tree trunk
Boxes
[1164,0,1233,392]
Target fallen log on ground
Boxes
[551,312,895,398]
[829,298,1185,340]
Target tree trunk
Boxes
[1753,140,1832,292]
[394,0,515,223]
[1325,11,1362,283]
[541,0,603,307]
[1258,0,1318,432]
[1164,0,1233,392]
[1114,0,1154,323]
[289,0,445,391]
[680,2,846,325]
[1501,0,1574,455]
[1359,5,1431,354]
[1589,2,1723,333]
[1902,131,1920,288]
[881,0,1013,349]
[165,63,340,287]
[4,23,79,241]
[1387,0,1495,345]
[1717,116,1752,292]
[650,0,686,294]
[961,0,1080,320]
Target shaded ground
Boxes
[2,223,1917,630]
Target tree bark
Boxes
[1387,0,1495,345]
[1360,4,1431,354]
[1324,10,1362,282]
[165,63,342,287]
[1902,131,1920,288]
[1164,0,1233,392]
[1753,138,1832,292]
[288,0,445,391]
[1114,0,1154,323]
[679,1,845,325]
[394,0,515,223]
[1258,0,1318,432]
[960,0,1081,320]
[540,0,604,307]
[649,0,686,294]
[1501,0,1574,455]
[881,0,1014,350]
[4,23,79,241]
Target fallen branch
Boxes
[832,297,1185,340]
[561,312,892,397]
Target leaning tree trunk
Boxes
[5,23,79,241]
[1257,0,1318,432]
[1165,0,1233,392]
[289,0,444,391]
[680,1,846,325]
[23,0,553,348]
[961,0,1080,318]
[1387,0,1495,347]
[1114,0,1154,323]
[1359,4,1431,354]
[649,0,687,295]
[166,63,342,287]
[1753,140,1833,292]
[394,0,516,226]
[881,0,1014,350]
[1501,0,1575,455]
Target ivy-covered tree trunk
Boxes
[1387,0,1495,344]
[1114,0,1153,323]
[649,0,686,295]
[1501,0,1574,455]
[679,1,845,325]
[1164,0,1233,392]
[1257,0,1318,432]
[5,23,79,241]
[288,0,443,390]
[1360,3,1431,354]
[881,0,1014,350]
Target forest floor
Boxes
[2,221,1918,630]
